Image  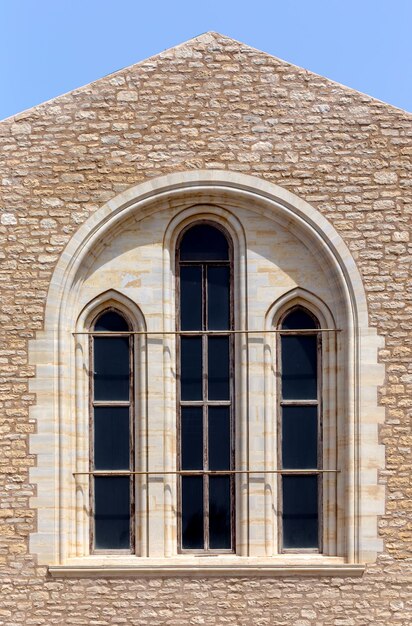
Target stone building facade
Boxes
[0,32,411,625]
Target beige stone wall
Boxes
[0,32,411,625]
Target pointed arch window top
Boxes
[180,224,229,261]
[281,307,318,331]
[94,310,130,332]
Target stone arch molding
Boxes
[77,288,147,332]
[29,170,385,567]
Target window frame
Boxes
[266,290,339,557]
[89,307,136,555]
[68,292,148,559]
[175,221,236,554]
[276,305,323,554]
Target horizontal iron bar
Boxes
[73,469,340,476]
[280,400,319,406]
[93,401,131,406]
[73,329,341,336]
[180,400,231,406]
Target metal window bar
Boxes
[73,329,341,335]
[75,326,341,553]
[73,469,340,476]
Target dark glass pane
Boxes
[181,407,203,470]
[180,266,202,331]
[207,266,230,330]
[94,337,130,401]
[182,476,204,549]
[94,311,129,332]
[282,406,318,469]
[208,336,230,400]
[281,335,317,400]
[282,309,317,330]
[208,407,231,471]
[282,475,318,549]
[94,407,130,470]
[180,224,229,261]
[209,476,231,549]
[94,477,130,550]
[181,337,202,400]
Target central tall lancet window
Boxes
[177,223,234,552]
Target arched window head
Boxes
[179,223,229,261]
[281,307,318,331]
[94,310,131,332]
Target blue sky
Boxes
[1,0,411,120]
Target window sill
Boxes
[48,556,365,578]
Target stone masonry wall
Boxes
[0,32,411,625]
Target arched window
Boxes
[278,307,321,551]
[91,309,134,552]
[177,223,234,552]
[32,174,384,575]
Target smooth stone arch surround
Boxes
[44,170,369,330]
[29,169,385,567]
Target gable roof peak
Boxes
[2,31,410,122]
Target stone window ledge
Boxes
[48,556,365,578]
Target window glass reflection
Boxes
[281,335,317,400]
[182,476,204,549]
[180,224,229,261]
[208,336,230,400]
[282,476,318,549]
[207,266,230,330]
[282,309,317,330]
[181,407,203,470]
[94,311,130,332]
[181,337,203,400]
[94,337,130,401]
[94,477,130,550]
[282,406,318,469]
[94,406,130,470]
[209,477,231,549]
[180,266,202,330]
